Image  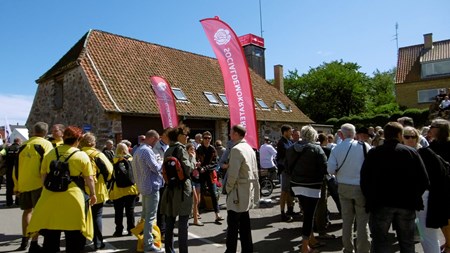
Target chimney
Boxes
[274,65,284,94]
[424,33,433,49]
[239,34,266,79]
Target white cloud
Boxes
[0,94,33,126]
[317,50,333,57]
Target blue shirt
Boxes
[132,144,163,195]
[327,138,371,186]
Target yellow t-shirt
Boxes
[51,139,64,148]
[82,147,113,204]
[14,136,53,192]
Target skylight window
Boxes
[275,100,288,111]
[204,92,219,104]
[218,93,228,105]
[256,98,269,109]
[172,88,188,101]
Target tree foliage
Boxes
[285,60,369,122]
[284,61,398,123]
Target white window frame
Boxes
[171,88,188,101]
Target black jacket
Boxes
[418,147,450,228]
[360,139,429,212]
[285,141,327,189]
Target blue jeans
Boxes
[91,203,104,247]
[165,215,189,253]
[142,191,160,251]
[369,207,416,253]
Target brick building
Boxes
[27,29,314,147]
[396,33,450,109]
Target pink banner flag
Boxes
[200,17,259,149]
[150,76,179,128]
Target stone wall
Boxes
[27,66,114,148]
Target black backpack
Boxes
[44,148,79,192]
[88,150,110,182]
[113,156,134,188]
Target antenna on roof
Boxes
[394,22,399,53]
[259,0,264,38]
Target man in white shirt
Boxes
[328,123,371,253]
[440,95,450,110]
[259,137,277,172]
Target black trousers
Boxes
[113,194,136,233]
[41,229,85,253]
[297,195,320,239]
[5,166,16,206]
[156,187,166,234]
[225,210,253,253]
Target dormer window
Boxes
[256,98,269,109]
[218,93,228,105]
[172,88,188,101]
[203,92,219,104]
[275,100,288,111]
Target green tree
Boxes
[366,68,397,111]
[284,60,369,122]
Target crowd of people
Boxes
[0,116,449,253]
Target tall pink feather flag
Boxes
[150,76,179,128]
[200,17,259,149]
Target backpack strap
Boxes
[64,150,79,162]
[34,144,45,163]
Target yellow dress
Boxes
[109,156,139,200]
[27,145,95,240]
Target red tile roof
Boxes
[38,29,313,123]
[396,39,450,84]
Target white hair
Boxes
[300,125,318,143]
[341,123,356,139]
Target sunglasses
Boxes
[403,135,417,140]
[203,137,211,140]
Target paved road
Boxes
[0,183,436,253]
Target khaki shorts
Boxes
[19,188,42,210]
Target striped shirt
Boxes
[132,144,163,195]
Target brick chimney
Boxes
[424,33,433,49]
[274,65,284,94]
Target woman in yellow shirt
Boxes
[80,133,113,250]
[109,143,139,236]
[27,126,96,253]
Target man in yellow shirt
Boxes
[14,122,53,252]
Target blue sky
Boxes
[1,0,449,125]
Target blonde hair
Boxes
[80,132,96,148]
[115,142,130,156]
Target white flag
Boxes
[5,117,12,144]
